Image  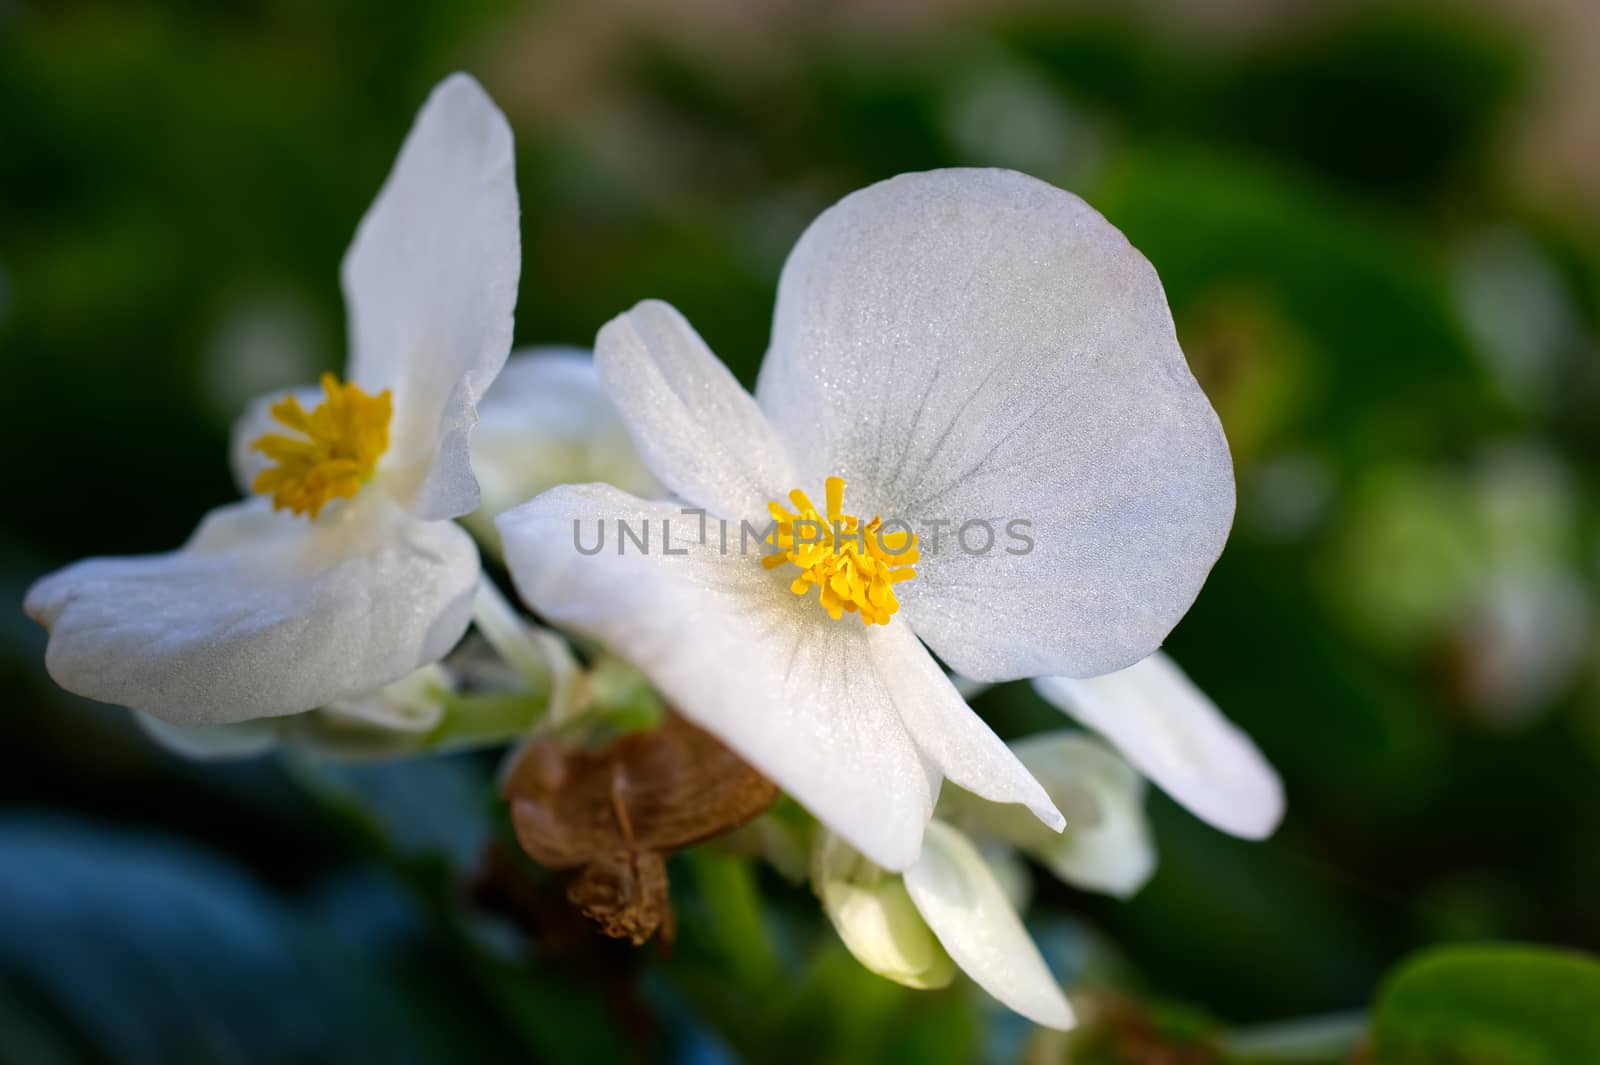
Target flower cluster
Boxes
[24,74,1281,1030]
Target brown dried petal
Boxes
[503,712,778,944]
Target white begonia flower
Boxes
[814,821,1075,1030]
[25,74,519,728]
[940,731,1156,900]
[461,347,662,550]
[1034,652,1284,840]
[498,168,1234,872]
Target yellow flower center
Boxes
[250,373,392,518]
[764,476,919,626]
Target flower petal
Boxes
[869,621,1063,833]
[813,830,956,990]
[466,347,661,546]
[134,663,450,761]
[25,497,479,726]
[496,483,935,871]
[324,662,450,733]
[1033,652,1284,839]
[342,73,519,521]
[595,300,795,521]
[757,168,1234,681]
[904,820,1075,1030]
[136,715,279,760]
[975,732,1156,899]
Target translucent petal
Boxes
[341,73,520,520]
[1034,652,1283,839]
[904,820,1075,1029]
[758,168,1234,680]
[595,300,795,521]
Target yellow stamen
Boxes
[250,373,392,518]
[764,476,919,626]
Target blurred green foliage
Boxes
[1371,945,1600,1064]
[3,1,1600,1063]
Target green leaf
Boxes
[1371,944,1600,1065]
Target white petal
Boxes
[228,383,322,496]
[466,347,661,542]
[1033,652,1284,839]
[325,662,451,733]
[813,830,956,990]
[905,820,1075,1030]
[757,168,1234,681]
[135,664,451,761]
[1007,732,1155,898]
[496,483,935,871]
[870,622,1063,833]
[25,497,479,726]
[341,73,519,521]
[135,715,279,760]
[595,300,795,521]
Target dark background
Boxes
[3,1,1599,1062]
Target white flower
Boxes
[462,346,661,550]
[497,168,1235,871]
[25,74,520,728]
[940,731,1157,899]
[813,821,1075,1030]
[1034,652,1284,840]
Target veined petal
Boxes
[1033,652,1284,840]
[869,622,1063,833]
[25,497,479,726]
[904,820,1075,1030]
[342,73,520,521]
[466,347,661,544]
[757,168,1234,681]
[595,300,795,521]
[496,483,935,871]
[947,732,1155,899]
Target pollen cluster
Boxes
[251,373,392,518]
[765,477,919,626]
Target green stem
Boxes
[688,850,780,989]
[427,692,547,749]
[1223,1011,1368,1063]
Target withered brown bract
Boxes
[503,713,778,946]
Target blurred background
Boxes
[3,1,1599,1062]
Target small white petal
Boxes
[228,383,322,496]
[497,484,935,871]
[325,662,450,733]
[757,168,1234,681]
[813,830,956,990]
[135,715,279,760]
[1033,652,1284,839]
[342,73,520,521]
[466,347,661,544]
[869,622,1063,833]
[595,300,795,521]
[1007,732,1156,899]
[905,820,1075,1030]
[26,497,479,726]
